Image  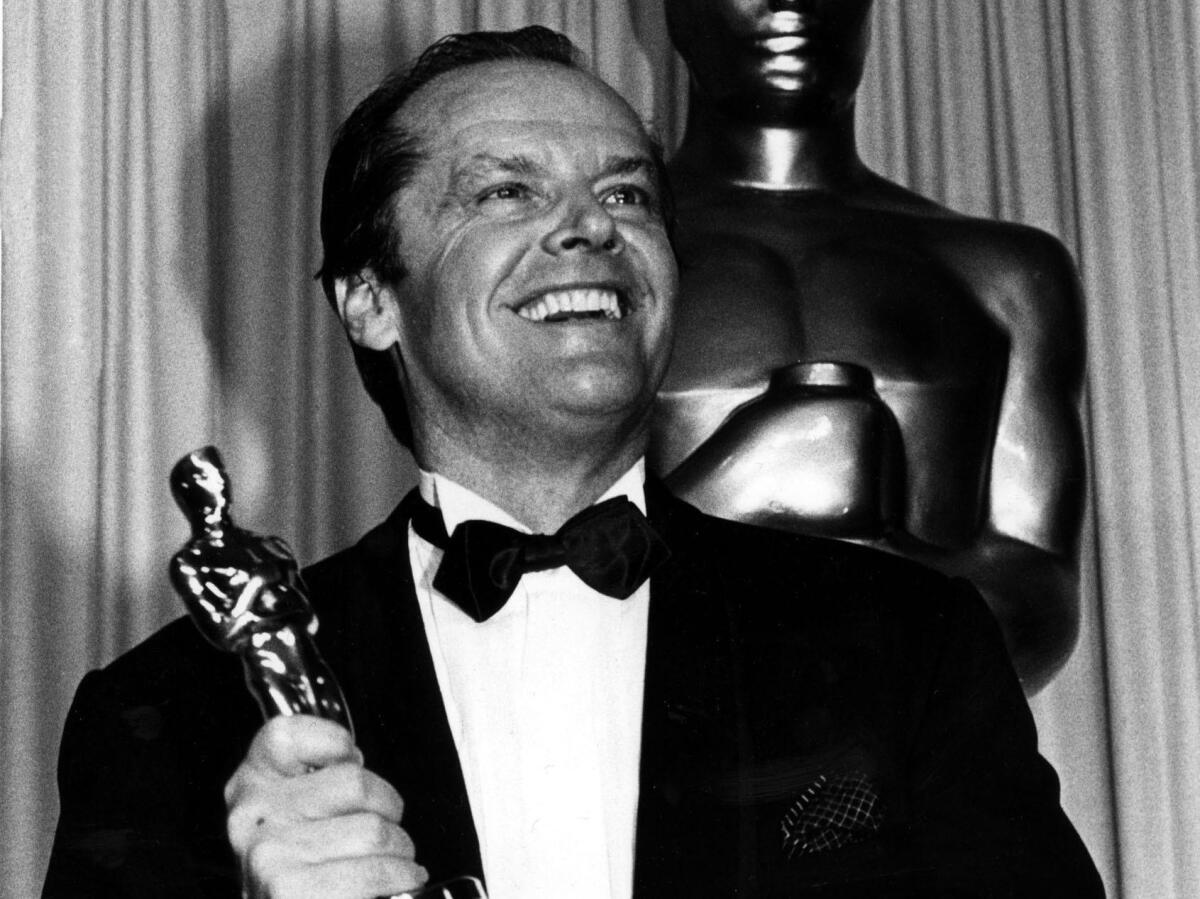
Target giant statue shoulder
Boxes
[654,184,1070,547]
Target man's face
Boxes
[379,61,677,455]
[667,0,875,124]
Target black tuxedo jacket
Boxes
[43,484,1103,897]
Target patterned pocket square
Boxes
[780,771,885,858]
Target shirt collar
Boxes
[417,459,647,536]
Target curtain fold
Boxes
[1057,5,1200,897]
[3,2,1197,896]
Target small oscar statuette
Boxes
[169,446,485,899]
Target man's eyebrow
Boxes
[598,155,656,179]
[449,153,544,191]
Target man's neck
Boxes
[413,424,648,533]
[670,93,867,193]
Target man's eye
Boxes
[480,183,531,203]
[602,185,654,207]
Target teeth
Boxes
[517,288,623,322]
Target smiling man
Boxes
[44,26,1101,899]
[326,44,676,534]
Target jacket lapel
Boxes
[320,492,484,886]
[323,484,754,894]
[633,482,752,896]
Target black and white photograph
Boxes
[2,2,1196,897]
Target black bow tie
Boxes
[409,493,670,622]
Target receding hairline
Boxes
[395,57,650,147]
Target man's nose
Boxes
[541,193,623,255]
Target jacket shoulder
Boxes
[301,500,411,606]
[654,485,967,625]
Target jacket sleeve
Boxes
[42,666,244,898]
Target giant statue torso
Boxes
[653,182,1048,551]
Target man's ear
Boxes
[333,270,402,351]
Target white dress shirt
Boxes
[409,463,651,899]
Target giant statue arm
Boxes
[881,230,1087,693]
[663,225,1087,693]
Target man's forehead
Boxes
[445,145,657,197]
[404,59,650,154]
[441,119,652,171]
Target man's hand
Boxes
[225,715,428,899]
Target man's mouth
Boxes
[515,288,628,323]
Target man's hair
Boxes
[315,26,674,448]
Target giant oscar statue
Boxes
[652,0,1086,693]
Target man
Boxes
[44,26,1102,899]
[652,0,1086,694]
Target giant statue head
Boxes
[666,0,875,125]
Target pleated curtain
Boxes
[3,3,1198,897]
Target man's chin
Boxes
[532,380,656,440]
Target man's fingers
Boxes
[245,715,360,776]
[235,800,424,898]
[228,761,406,840]
[248,813,416,866]
[226,715,361,813]
[227,716,405,855]
[225,717,424,897]
[253,854,428,899]
[291,762,406,822]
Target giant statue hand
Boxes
[666,361,902,540]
